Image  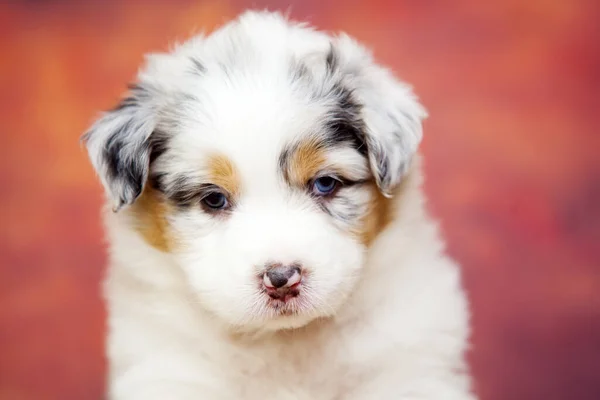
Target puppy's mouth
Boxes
[266,281,301,301]
[255,280,312,318]
[261,284,302,315]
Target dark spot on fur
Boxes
[190,57,206,75]
[102,119,132,180]
[325,85,367,155]
[149,130,169,165]
[102,118,150,203]
[325,43,338,73]
[149,172,167,193]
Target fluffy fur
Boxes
[83,10,476,399]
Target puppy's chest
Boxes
[219,336,354,399]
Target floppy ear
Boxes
[333,35,428,197]
[81,84,158,211]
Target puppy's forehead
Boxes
[172,83,345,162]
[170,83,324,179]
[159,18,370,190]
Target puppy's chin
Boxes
[200,301,322,335]
[241,314,321,334]
[207,294,340,335]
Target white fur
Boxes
[85,10,475,399]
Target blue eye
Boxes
[202,192,228,210]
[312,176,339,196]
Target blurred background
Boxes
[1,0,599,399]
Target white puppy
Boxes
[83,10,476,400]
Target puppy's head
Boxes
[83,11,427,332]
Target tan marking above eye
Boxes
[207,153,241,197]
[285,137,327,187]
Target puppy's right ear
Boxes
[81,84,157,212]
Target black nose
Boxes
[264,264,302,289]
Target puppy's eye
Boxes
[201,192,228,210]
[311,176,339,196]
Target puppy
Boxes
[83,10,476,400]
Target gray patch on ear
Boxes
[366,139,391,193]
[363,108,422,198]
[326,35,428,197]
[81,84,158,211]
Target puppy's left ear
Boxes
[81,84,158,211]
[333,35,428,197]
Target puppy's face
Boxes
[83,11,426,332]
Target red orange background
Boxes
[1,1,599,399]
